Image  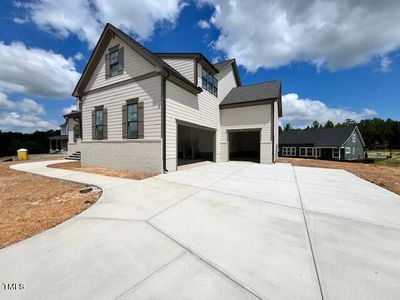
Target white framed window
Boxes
[300,147,316,157]
[282,147,296,156]
[352,133,356,143]
[345,147,351,154]
[353,147,355,155]
[315,148,321,157]
[332,148,339,158]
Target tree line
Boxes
[281,118,400,150]
[0,130,60,157]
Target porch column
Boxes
[338,147,341,160]
[315,147,317,159]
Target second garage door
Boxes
[228,130,260,163]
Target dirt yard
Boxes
[49,161,155,180]
[279,157,400,196]
[0,160,101,249]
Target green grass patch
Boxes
[374,157,400,166]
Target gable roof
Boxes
[280,126,364,147]
[220,80,282,116]
[155,52,219,74]
[213,59,242,87]
[72,23,201,97]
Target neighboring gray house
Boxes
[279,126,365,161]
[65,23,282,173]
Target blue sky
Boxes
[0,0,399,132]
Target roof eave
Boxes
[73,24,201,97]
[219,97,278,109]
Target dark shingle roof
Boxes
[73,24,202,96]
[213,59,235,70]
[280,126,357,146]
[220,80,281,107]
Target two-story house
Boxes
[66,23,282,173]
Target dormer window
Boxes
[202,68,218,96]
[105,45,124,79]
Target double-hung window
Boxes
[332,148,339,158]
[109,50,119,77]
[95,109,104,139]
[202,68,218,96]
[282,147,296,156]
[127,103,138,139]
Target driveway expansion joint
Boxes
[114,251,187,300]
[146,221,264,300]
[293,166,325,300]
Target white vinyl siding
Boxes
[163,58,195,84]
[215,64,238,102]
[165,68,220,171]
[220,105,272,141]
[85,36,155,92]
[82,76,162,141]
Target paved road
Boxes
[1,160,400,299]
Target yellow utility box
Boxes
[17,148,28,161]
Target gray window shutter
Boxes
[118,47,124,75]
[92,111,95,140]
[103,108,108,140]
[122,104,128,139]
[138,102,144,139]
[105,53,110,79]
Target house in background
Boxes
[279,126,365,160]
[48,122,68,153]
[64,23,282,173]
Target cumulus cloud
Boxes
[13,17,29,24]
[62,104,77,115]
[198,19,211,29]
[200,0,400,72]
[73,52,84,61]
[0,112,58,133]
[281,93,377,127]
[20,0,186,47]
[0,93,16,110]
[0,92,57,132]
[379,56,392,73]
[0,42,80,98]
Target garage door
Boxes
[228,130,260,163]
[177,123,215,167]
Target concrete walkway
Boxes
[1,160,400,300]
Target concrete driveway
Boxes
[1,160,400,300]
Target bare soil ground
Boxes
[279,157,400,196]
[49,161,156,180]
[0,159,101,249]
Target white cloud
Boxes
[0,93,16,109]
[21,0,186,47]
[62,104,77,115]
[0,42,80,98]
[13,17,29,24]
[200,0,400,72]
[73,52,84,61]
[0,92,57,132]
[281,93,377,127]
[18,98,46,115]
[379,56,392,73]
[198,19,211,29]
[0,111,58,133]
